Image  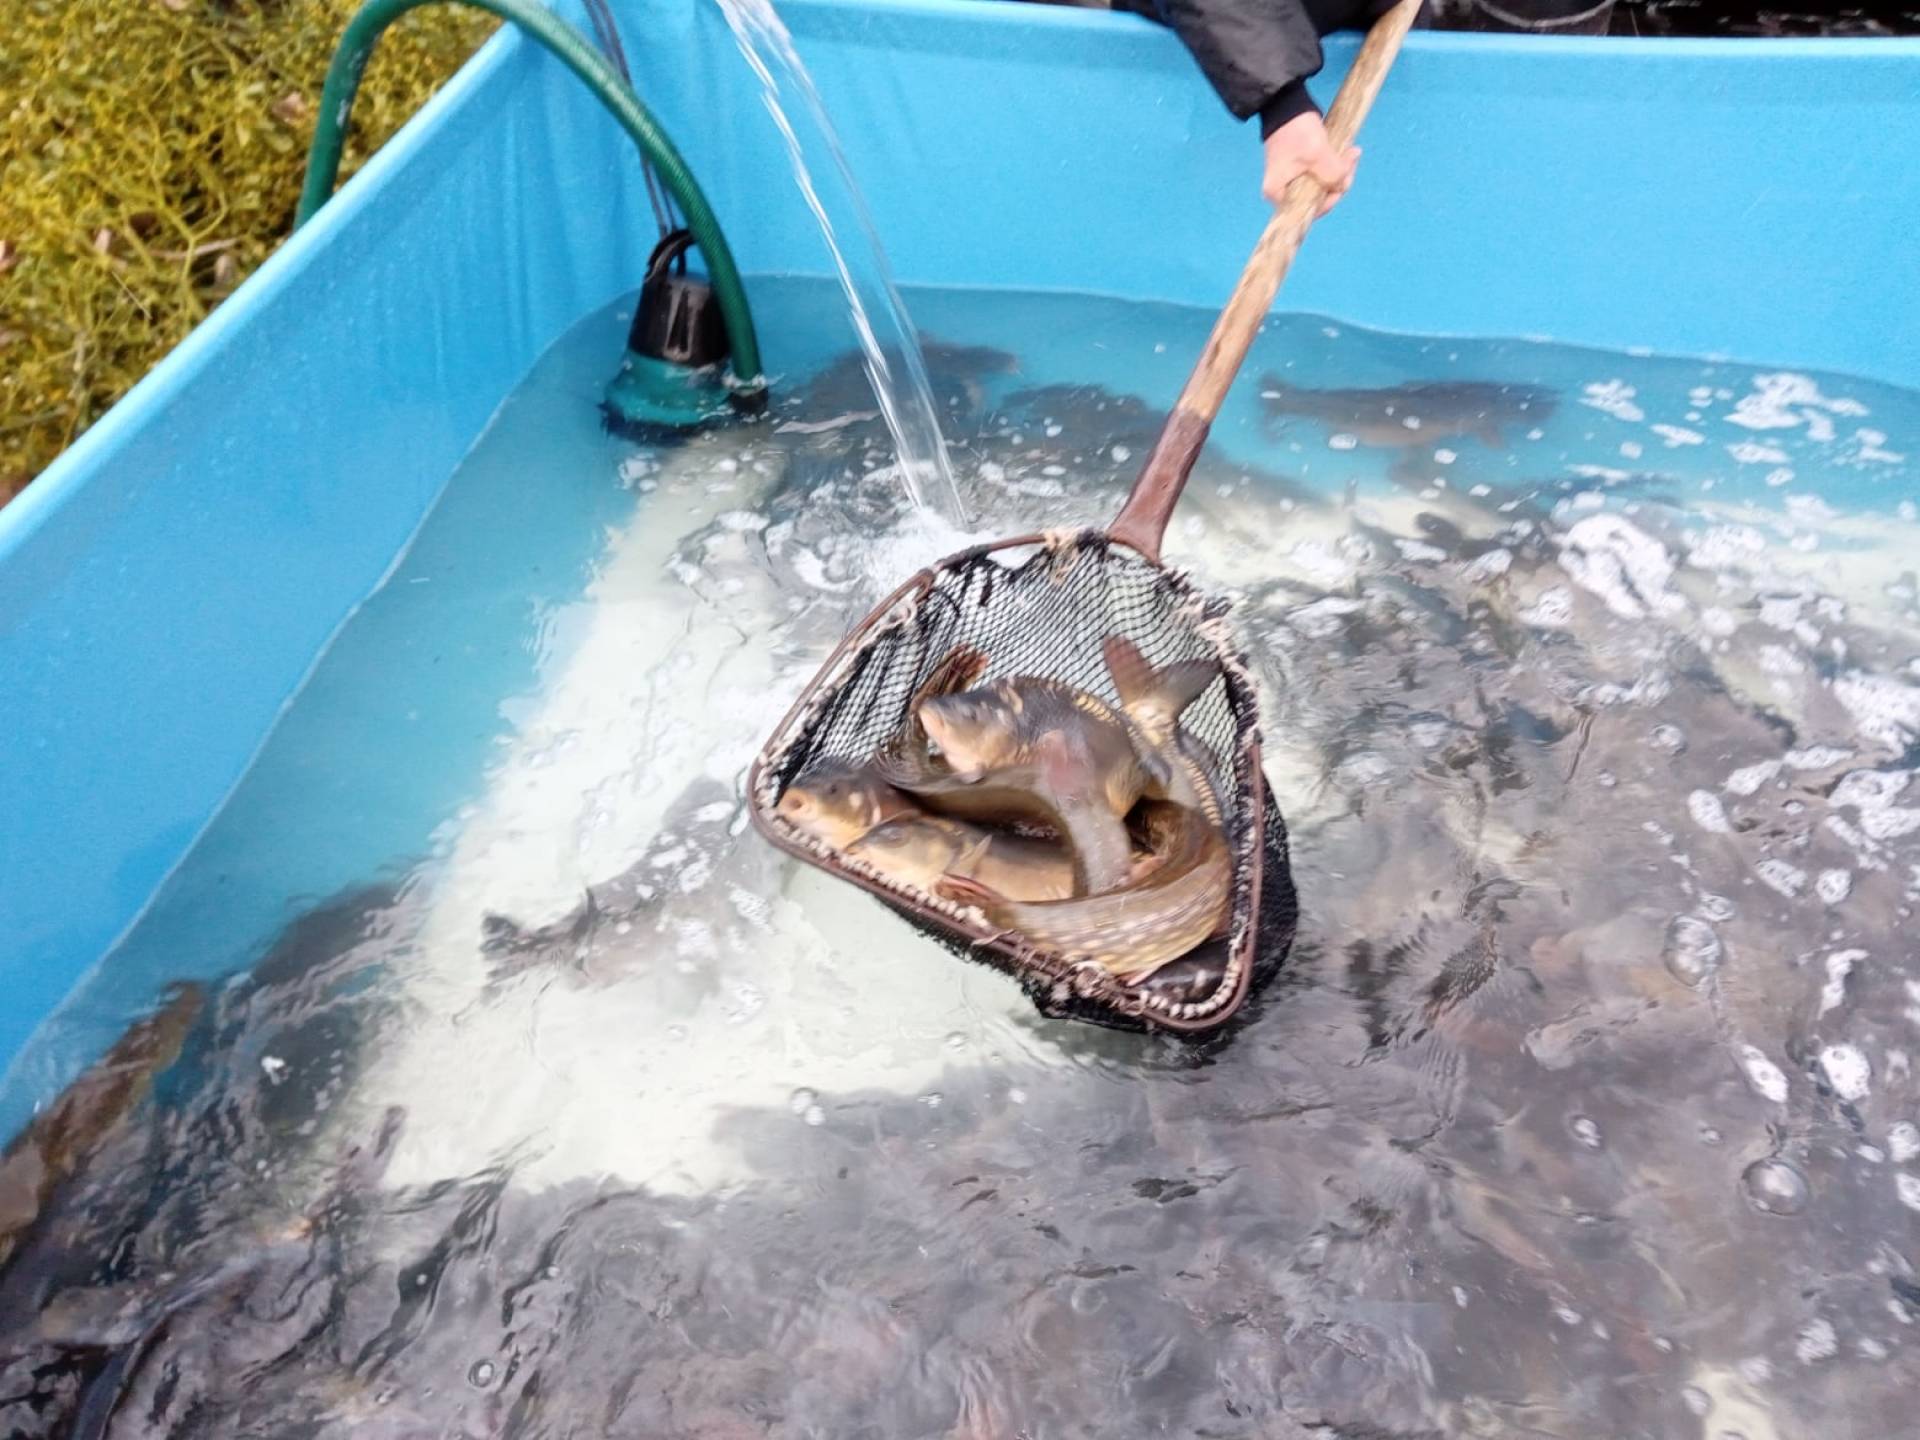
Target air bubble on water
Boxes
[1819,949,1864,1015]
[1897,1174,1920,1212]
[1329,433,1359,451]
[1664,915,1723,987]
[1889,1121,1920,1163]
[468,1361,495,1388]
[1796,1317,1839,1364]
[1738,1045,1789,1104]
[1742,1157,1809,1216]
[1110,445,1131,463]
[1568,1115,1604,1149]
[1817,869,1853,905]
[789,1087,817,1116]
[1682,1386,1711,1416]
[944,1032,968,1051]
[1650,724,1688,754]
[1755,859,1808,899]
[1554,1306,1582,1326]
[1453,1286,1470,1308]
[1699,1124,1724,1146]
[1008,1087,1028,1106]
[1597,769,1617,788]
[1725,760,1781,795]
[804,1105,825,1127]
[1819,1043,1872,1101]
[1697,893,1737,922]
[921,1092,943,1108]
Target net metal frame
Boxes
[748,528,1294,1032]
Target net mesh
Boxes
[751,529,1295,1031]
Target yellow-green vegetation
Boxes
[0,0,500,502]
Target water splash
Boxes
[714,0,966,522]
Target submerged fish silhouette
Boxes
[1259,377,1557,449]
[0,982,202,1268]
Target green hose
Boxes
[297,0,764,398]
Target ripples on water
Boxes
[3,283,1918,1436]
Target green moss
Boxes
[0,0,499,501]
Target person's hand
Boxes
[1262,111,1359,217]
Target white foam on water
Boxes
[1680,1366,1782,1440]
[1785,746,1853,770]
[1725,371,1868,432]
[1687,791,1731,834]
[1890,1122,1920,1163]
[1795,1317,1839,1365]
[1830,769,1920,841]
[1580,380,1644,422]
[1520,586,1575,629]
[1738,1044,1790,1104]
[1819,950,1865,1015]
[1559,515,1687,621]
[1755,859,1808,899]
[1815,870,1853,906]
[1652,424,1704,447]
[1725,761,1781,796]
[1819,1043,1872,1101]
[1463,548,1512,583]
[1832,674,1920,752]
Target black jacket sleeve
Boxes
[1130,0,1395,137]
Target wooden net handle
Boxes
[1109,0,1422,563]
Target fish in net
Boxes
[748,528,1295,1033]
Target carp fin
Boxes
[913,646,990,707]
[936,873,1004,909]
[951,834,993,879]
[1102,636,1221,737]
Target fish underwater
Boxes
[1259,377,1558,450]
[0,983,202,1268]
